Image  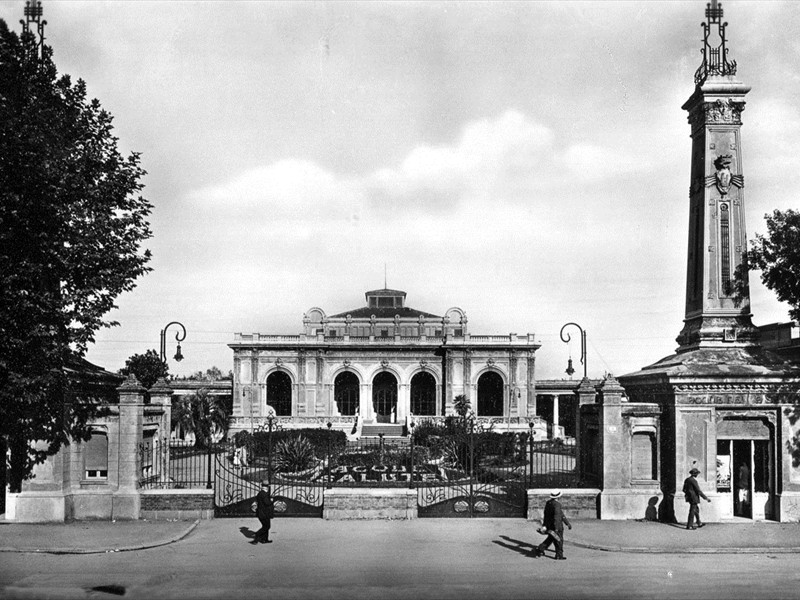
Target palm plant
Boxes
[171,388,230,448]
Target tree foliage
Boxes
[172,389,230,449]
[0,20,152,487]
[182,366,231,381]
[748,209,800,322]
[119,350,168,390]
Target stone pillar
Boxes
[149,378,173,436]
[360,383,373,422]
[574,377,596,485]
[149,378,173,482]
[114,374,145,520]
[598,374,629,519]
[397,383,409,422]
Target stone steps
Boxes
[360,424,406,438]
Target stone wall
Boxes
[140,489,214,520]
[527,489,600,520]
[323,488,417,520]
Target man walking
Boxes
[251,481,275,544]
[683,467,711,530]
[535,490,572,560]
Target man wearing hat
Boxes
[534,490,572,560]
[251,481,275,544]
[683,467,711,530]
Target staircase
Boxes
[360,423,406,438]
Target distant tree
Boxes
[119,350,168,390]
[748,209,800,323]
[172,389,230,449]
[184,366,230,381]
[0,18,152,488]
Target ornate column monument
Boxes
[619,1,800,523]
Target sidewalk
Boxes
[0,516,798,554]
[568,519,800,554]
[0,517,197,554]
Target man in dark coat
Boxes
[535,490,572,560]
[683,467,711,530]
[251,481,275,544]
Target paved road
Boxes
[2,519,799,599]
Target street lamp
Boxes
[560,322,587,380]
[326,422,333,490]
[160,321,186,364]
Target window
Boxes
[411,372,436,415]
[85,432,108,480]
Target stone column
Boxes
[114,374,145,520]
[552,394,560,435]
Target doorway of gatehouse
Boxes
[716,437,772,520]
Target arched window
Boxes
[477,371,504,417]
[334,371,360,416]
[410,372,436,416]
[267,371,292,416]
[372,371,398,423]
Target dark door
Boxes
[372,372,397,423]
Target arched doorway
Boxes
[334,371,360,416]
[372,371,398,423]
[266,371,292,416]
[410,372,436,416]
[477,371,504,416]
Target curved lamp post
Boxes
[160,321,186,364]
[560,322,587,379]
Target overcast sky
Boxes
[3,1,799,380]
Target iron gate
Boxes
[415,428,528,518]
[213,439,324,518]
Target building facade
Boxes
[229,288,540,435]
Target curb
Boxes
[0,519,199,555]
[567,539,800,554]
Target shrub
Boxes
[250,428,347,459]
[273,436,317,473]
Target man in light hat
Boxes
[251,481,275,544]
[682,467,711,530]
[534,490,572,560]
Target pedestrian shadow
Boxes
[494,535,540,558]
[239,526,258,540]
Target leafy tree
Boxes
[0,19,152,488]
[119,350,168,390]
[172,389,230,449]
[184,366,230,381]
[748,209,800,322]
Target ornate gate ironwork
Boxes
[415,426,528,518]
[213,439,324,518]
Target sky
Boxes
[3,0,799,381]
